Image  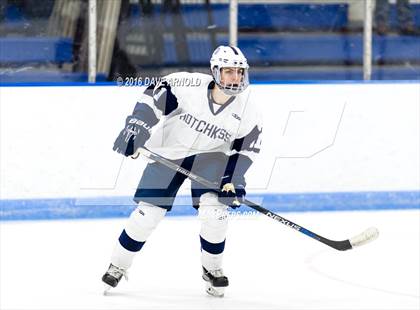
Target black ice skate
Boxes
[202,266,229,297]
[102,263,127,293]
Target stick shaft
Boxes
[137,149,352,251]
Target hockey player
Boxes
[102,45,262,297]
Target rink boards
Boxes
[0,82,419,220]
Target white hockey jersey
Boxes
[134,72,262,162]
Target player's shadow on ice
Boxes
[103,289,284,309]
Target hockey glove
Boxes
[218,178,246,209]
[113,116,151,156]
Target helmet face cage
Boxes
[210,46,250,96]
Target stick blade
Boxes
[349,227,379,248]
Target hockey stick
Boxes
[132,148,379,251]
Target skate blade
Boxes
[103,284,113,295]
[205,283,225,297]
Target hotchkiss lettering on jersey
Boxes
[179,113,232,142]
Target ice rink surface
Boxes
[1,209,419,310]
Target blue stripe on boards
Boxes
[119,229,145,252]
[0,191,419,221]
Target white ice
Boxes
[1,209,419,310]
